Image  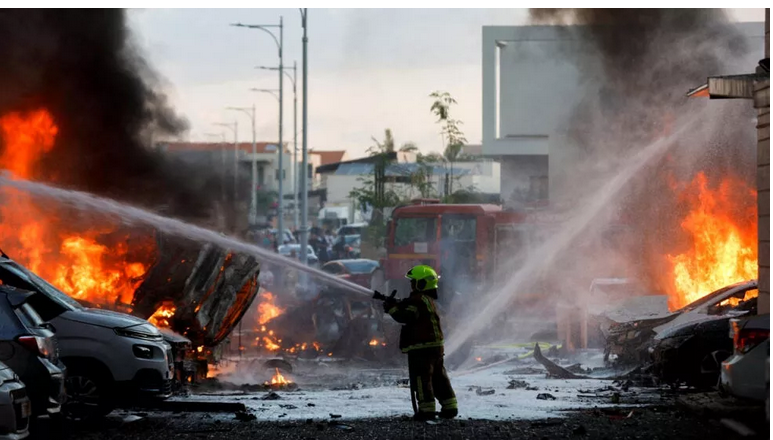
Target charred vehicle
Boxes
[605,280,758,372]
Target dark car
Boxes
[0,285,65,417]
[605,280,758,366]
[320,259,383,290]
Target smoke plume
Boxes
[528,8,757,294]
[0,9,218,220]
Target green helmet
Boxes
[405,265,440,291]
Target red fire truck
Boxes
[380,199,634,310]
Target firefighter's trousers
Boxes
[407,347,457,415]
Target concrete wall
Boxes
[756,8,770,314]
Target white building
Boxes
[481,23,765,208]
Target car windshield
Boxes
[0,262,83,311]
[341,260,378,274]
[344,235,360,244]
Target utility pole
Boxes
[232,18,284,236]
[214,121,238,203]
[299,8,309,269]
[226,107,256,226]
[256,61,298,230]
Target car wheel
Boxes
[62,366,114,421]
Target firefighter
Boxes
[377,265,458,421]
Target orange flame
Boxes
[148,304,176,328]
[0,109,154,309]
[368,338,379,346]
[667,172,757,309]
[267,368,291,385]
[257,291,284,325]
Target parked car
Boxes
[278,244,319,267]
[0,360,30,440]
[605,280,758,366]
[320,259,384,290]
[270,229,296,245]
[0,285,65,418]
[337,223,367,237]
[0,257,173,420]
[719,313,770,401]
[331,235,361,260]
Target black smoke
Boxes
[0,9,219,221]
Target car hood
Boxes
[60,307,151,329]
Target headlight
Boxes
[115,323,163,341]
[132,345,156,359]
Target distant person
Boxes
[375,265,457,421]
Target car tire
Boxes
[62,363,115,421]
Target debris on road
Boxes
[261,392,281,400]
[507,379,529,389]
[533,344,585,379]
[536,393,557,401]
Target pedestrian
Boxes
[376,265,458,421]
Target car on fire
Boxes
[320,259,384,290]
[0,360,30,440]
[0,285,65,419]
[604,280,758,373]
[0,257,173,420]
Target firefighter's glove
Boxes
[382,298,397,313]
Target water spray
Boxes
[0,172,373,298]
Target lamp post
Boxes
[214,121,238,203]
[204,132,227,204]
[232,17,285,241]
[299,8,309,269]
[257,62,298,230]
[226,106,256,225]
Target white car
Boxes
[719,313,770,401]
[0,361,29,440]
[0,258,173,420]
[278,244,319,267]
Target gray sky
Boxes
[128,8,765,157]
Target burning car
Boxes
[605,280,758,369]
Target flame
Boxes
[257,291,284,325]
[666,172,757,309]
[719,289,758,307]
[0,109,155,308]
[265,368,291,386]
[262,336,281,351]
[369,338,379,346]
[148,304,176,328]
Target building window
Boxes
[258,166,265,186]
[275,169,286,180]
[307,164,313,179]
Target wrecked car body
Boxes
[603,280,758,386]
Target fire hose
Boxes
[373,289,419,415]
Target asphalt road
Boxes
[30,405,769,440]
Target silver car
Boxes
[720,313,770,401]
[0,361,30,440]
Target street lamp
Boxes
[257,62,298,230]
[226,106,257,226]
[299,8,309,268]
[214,121,238,205]
[204,132,227,204]
[232,17,285,242]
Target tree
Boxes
[430,91,468,196]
